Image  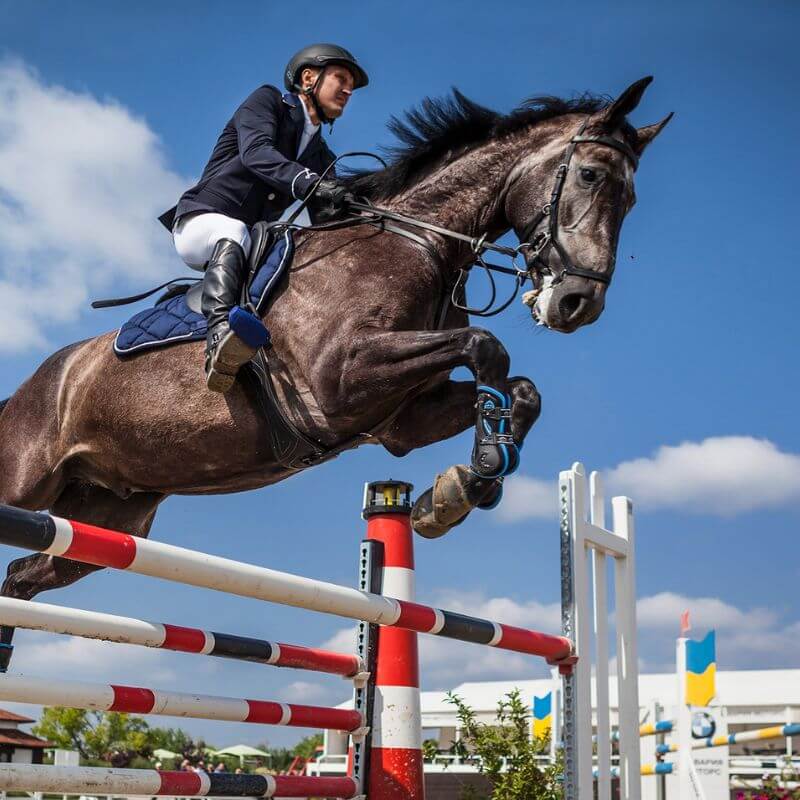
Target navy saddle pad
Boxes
[114,229,294,356]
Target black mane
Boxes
[345,90,629,200]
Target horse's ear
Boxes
[634,112,674,155]
[599,76,653,131]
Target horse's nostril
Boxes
[559,293,585,320]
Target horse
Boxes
[0,77,670,668]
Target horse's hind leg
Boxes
[0,483,163,670]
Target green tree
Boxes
[447,688,563,800]
[294,733,323,760]
[148,726,194,756]
[33,708,149,766]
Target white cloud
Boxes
[496,474,556,522]
[637,591,777,632]
[500,436,800,521]
[11,630,177,684]
[321,626,358,656]
[279,680,332,704]
[636,592,800,670]
[0,61,187,352]
[607,436,800,514]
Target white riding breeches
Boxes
[172,212,252,271]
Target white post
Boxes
[549,669,561,764]
[560,463,640,800]
[560,464,593,800]
[613,493,641,800]
[591,472,612,800]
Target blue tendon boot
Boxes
[471,386,520,480]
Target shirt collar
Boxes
[298,94,320,132]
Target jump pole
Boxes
[0,504,573,662]
[655,723,800,754]
[0,595,363,677]
[0,763,359,798]
[0,674,363,732]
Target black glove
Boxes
[305,178,353,223]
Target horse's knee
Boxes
[465,328,510,382]
[1,554,48,600]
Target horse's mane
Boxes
[345,89,635,200]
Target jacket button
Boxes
[267,192,276,201]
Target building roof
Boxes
[0,709,34,723]
[0,728,51,749]
[336,669,800,728]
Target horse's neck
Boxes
[387,120,568,269]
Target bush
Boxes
[446,688,563,800]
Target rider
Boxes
[159,44,368,393]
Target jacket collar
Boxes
[283,92,324,162]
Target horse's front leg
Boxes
[398,376,540,538]
[318,327,540,536]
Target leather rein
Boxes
[304,117,640,317]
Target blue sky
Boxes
[0,1,798,749]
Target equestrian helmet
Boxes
[284,44,369,91]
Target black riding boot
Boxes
[202,238,256,393]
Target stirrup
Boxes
[205,309,270,394]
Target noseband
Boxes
[518,118,639,292]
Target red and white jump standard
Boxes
[362,482,425,800]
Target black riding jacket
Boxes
[159,86,336,231]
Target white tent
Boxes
[212,745,271,768]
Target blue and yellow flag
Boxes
[685,630,716,707]
[532,693,552,739]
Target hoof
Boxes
[477,479,504,510]
[411,465,500,539]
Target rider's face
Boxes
[313,66,355,119]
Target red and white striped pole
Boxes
[363,481,425,800]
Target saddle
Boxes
[109,223,344,471]
[114,223,294,355]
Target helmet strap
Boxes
[302,66,335,127]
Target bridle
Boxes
[516,117,639,294]
[287,116,641,317]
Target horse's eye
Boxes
[579,167,598,184]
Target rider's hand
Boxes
[305,178,353,223]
